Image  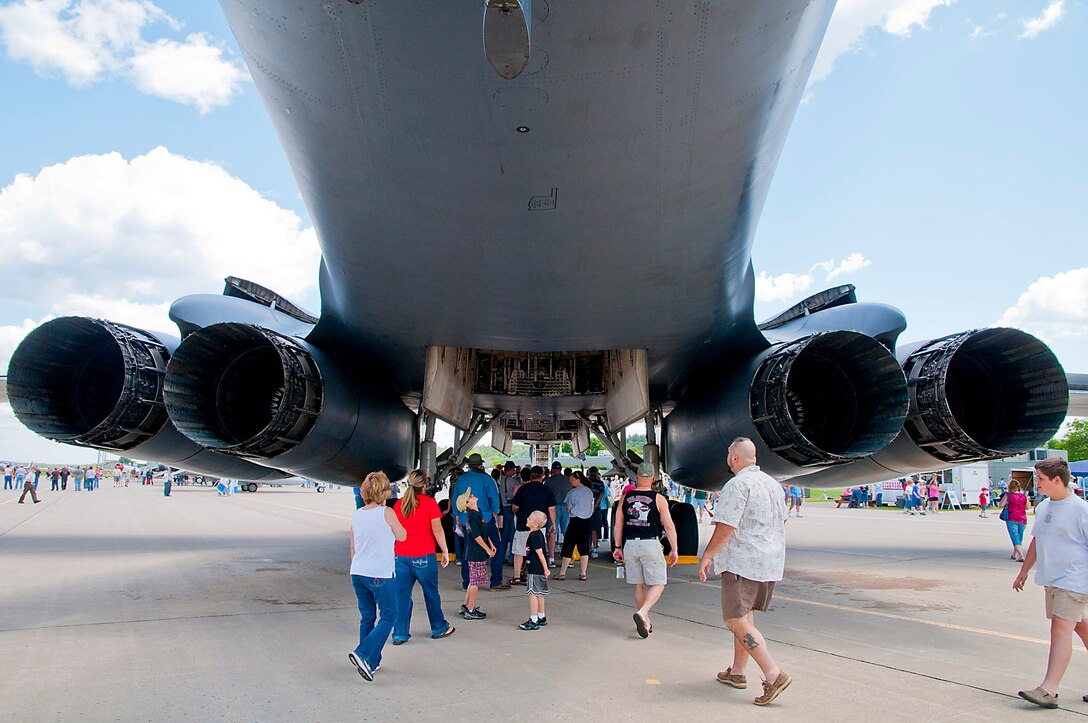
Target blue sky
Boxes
[0,0,1084,463]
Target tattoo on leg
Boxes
[743,632,760,651]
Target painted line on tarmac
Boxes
[770,593,1055,648]
[688,579,1058,648]
[0,494,65,537]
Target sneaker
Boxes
[455,561,462,566]
[537,616,548,627]
[716,667,748,689]
[796,513,802,518]
[518,619,539,631]
[754,671,791,706]
[590,550,599,558]
[465,608,486,620]
[347,652,373,682]
[459,604,470,618]
[1018,687,1058,708]
[548,558,556,566]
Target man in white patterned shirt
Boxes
[699,437,790,706]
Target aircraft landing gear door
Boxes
[483,0,531,80]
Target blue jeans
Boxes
[556,507,570,538]
[350,574,398,669]
[500,507,515,563]
[460,519,504,589]
[393,555,449,642]
[1006,521,1026,547]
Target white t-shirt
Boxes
[350,506,395,578]
[1032,494,1088,594]
[710,465,788,582]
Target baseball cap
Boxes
[504,460,516,470]
[551,461,562,470]
[455,487,473,513]
[637,462,656,477]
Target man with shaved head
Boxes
[699,437,790,706]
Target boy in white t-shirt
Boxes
[1014,459,1088,708]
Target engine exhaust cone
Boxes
[750,331,908,467]
[6,317,170,450]
[902,327,1068,462]
[164,323,323,457]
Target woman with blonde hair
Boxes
[347,471,407,682]
[391,469,455,645]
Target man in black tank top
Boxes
[613,462,678,639]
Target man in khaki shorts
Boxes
[699,437,790,706]
[1014,458,1088,708]
[613,462,678,638]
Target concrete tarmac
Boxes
[2,485,1087,722]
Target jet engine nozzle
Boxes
[5,316,289,481]
[163,323,322,457]
[163,323,416,483]
[900,327,1068,462]
[664,331,908,488]
[6,317,170,449]
[751,331,909,466]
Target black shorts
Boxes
[560,516,593,558]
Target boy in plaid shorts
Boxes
[458,488,496,621]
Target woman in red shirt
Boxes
[391,470,455,644]
[998,480,1030,562]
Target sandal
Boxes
[554,574,566,580]
[578,574,587,580]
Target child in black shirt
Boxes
[519,511,550,630]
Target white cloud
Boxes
[811,0,954,84]
[756,253,873,302]
[1020,0,1065,38]
[0,316,54,374]
[0,147,321,334]
[755,271,815,302]
[0,0,245,111]
[129,33,246,114]
[997,267,1088,341]
[969,25,992,39]
[825,252,872,281]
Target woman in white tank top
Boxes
[347,472,406,682]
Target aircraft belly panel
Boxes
[220,0,835,392]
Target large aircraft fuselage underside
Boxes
[220,0,835,397]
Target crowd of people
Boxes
[345,440,794,705]
[342,448,1087,709]
[2,461,222,501]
